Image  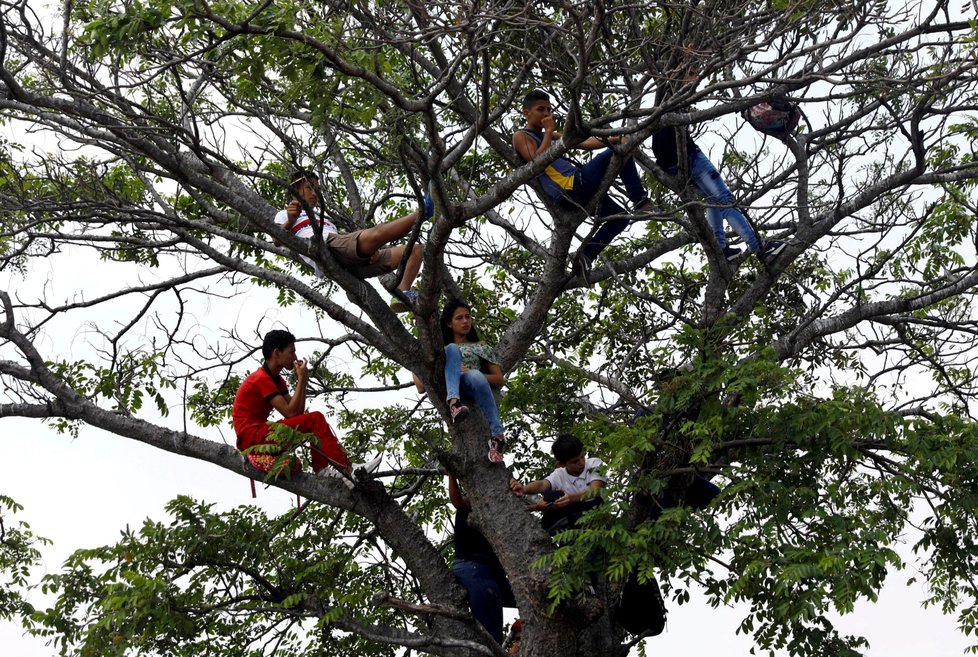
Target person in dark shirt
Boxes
[651,52,785,265]
[448,475,514,643]
[652,125,784,264]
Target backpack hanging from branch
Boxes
[741,99,804,142]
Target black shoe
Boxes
[632,198,652,214]
[722,246,744,263]
[761,240,786,265]
[570,252,594,285]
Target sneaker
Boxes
[722,245,743,262]
[352,455,383,474]
[390,289,419,313]
[570,252,594,285]
[421,184,434,221]
[761,240,786,265]
[449,399,470,424]
[488,435,506,463]
[317,467,354,489]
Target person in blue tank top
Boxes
[513,89,652,284]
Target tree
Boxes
[2,0,978,655]
[0,495,47,627]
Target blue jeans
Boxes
[444,344,505,437]
[676,151,761,253]
[571,149,650,261]
[452,560,513,643]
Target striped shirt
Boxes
[520,129,579,203]
[273,208,338,238]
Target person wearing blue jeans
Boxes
[514,89,652,282]
[569,147,651,261]
[652,126,785,265]
[448,475,515,643]
[414,299,507,463]
[444,342,505,440]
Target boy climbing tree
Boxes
[513,90,653,283]
[651,48,785,265]
[273,170,432,312]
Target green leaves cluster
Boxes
[0,496,48,625]
[48,351,174,418]
[31,496,406,657]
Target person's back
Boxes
[651,125,700,171]
[232,364,287,451]
[448,476,513,643]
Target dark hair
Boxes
[290,169,318,184]
[552,433,584,463]
[289,169,318,197]
[440,299,480,345]
[522,89,550,110]
[262,329,296,359]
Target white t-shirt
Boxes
[545,457,607,494]
[273,208,338,238]
[273,208,337,277]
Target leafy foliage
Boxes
[32,496,409,657]
[0,496,48,624]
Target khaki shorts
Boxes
[326,230,396,279]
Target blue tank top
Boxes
[520,129,579,202]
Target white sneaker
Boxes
[317,467,354,489]
[352,455,383,474]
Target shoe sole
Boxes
[356,457,383,474]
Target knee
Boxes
[304,411,328,431]
[461,369,489,387]
[445,343,461,358]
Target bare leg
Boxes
[356,210,422,258]
[388,243,423,290]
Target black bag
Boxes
[741,99,802,142]
[616,573,667,636]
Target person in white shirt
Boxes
[509,434,606,513]
[272,170,431,312]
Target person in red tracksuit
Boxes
[232,329,380,481]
